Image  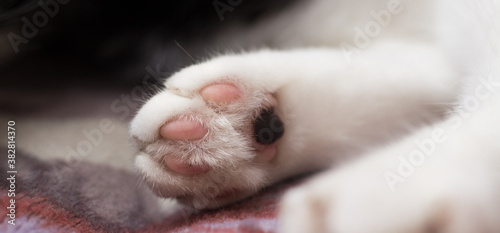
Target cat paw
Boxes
[279,155,500,233]
[130,63,285,209]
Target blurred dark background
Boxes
[0,0,295,88]
[0,0,297,116]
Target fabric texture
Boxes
[0,149,306,233]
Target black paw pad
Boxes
[253,108,284,144]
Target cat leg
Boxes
[280,89,500,233]
[130,43,458,209]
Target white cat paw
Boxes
[279,156,500,233]
[130,61,285,209]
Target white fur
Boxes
[130,0,500,231]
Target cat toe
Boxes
[160,119,207,140]
[200,83,242,104]
[163,156,210,176]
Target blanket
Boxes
[0,148,307,233]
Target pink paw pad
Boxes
[200,83,241,104]
[255,144,277,163]
[164,157,210,176]
[160,119,207,140]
